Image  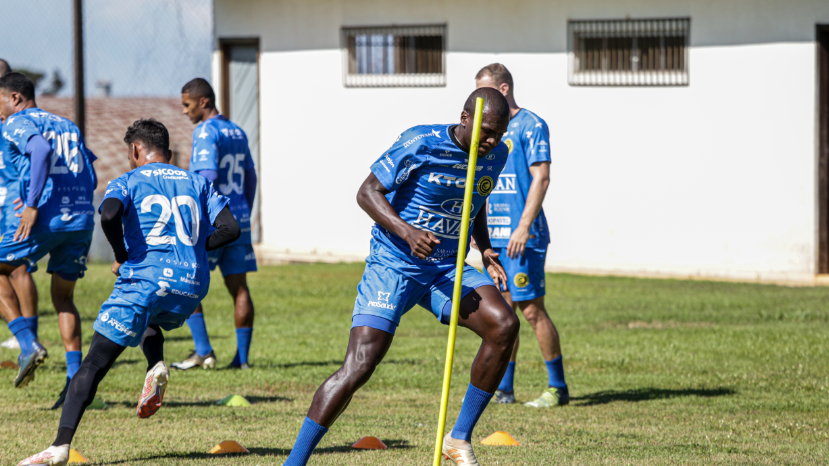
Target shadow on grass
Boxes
[261,358,422,370]
[98,439,412,464]
[107,395,292,409]
[573,387,736,406]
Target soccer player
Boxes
[475,63,569,408]
[18,119,239,466]
[282,87,518,466]
[172,78,258,370]
[0,60,40,355]
[0,72,96,397]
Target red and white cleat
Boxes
[442,433,480,465]
[137,361,169,419]
[17,445,69,466]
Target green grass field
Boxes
[1,263,828,465]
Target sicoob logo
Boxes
[514,273,530,288]
[477,176,494,196]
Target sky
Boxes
[1,0,213,97]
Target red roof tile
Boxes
[37,97,195,192]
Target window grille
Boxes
[342,25,446,87]
[568,18,690,86]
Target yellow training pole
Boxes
[433,96,485,466]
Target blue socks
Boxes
[451,384,493,442]
[497,361,516,393]
[66,351,82,380]
[236,327,252,365]
[8,317,36,354]
[24,316,39,340]
[185,313,213,357]
[283,417,328,466]
[546,356,567,389]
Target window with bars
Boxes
[342,25,446,87]
[568,18,690,86]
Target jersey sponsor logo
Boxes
[504,139,514,154]
[380,160,391,173]
[163,268,174,278]
[514,273,530,288]
[440,198,475,216]
[487,216,510,226]
[411,204,473,239]
[141,168,189,180]
[198,130,209,139]
[395,160,418,185]
[492,174,516,194]
[488,202,510,214]
[156,281,171,296]
[402,128,441,148]
[452,163,483,172]
[100,312,109,322]
[488,226,511,239]
[368,291,396,310]
[477,176,494,196]
[384,153,395,168]
[427,172,466,188]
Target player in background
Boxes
[0,60,40,354]
[18,119,239,466]
[173,78,258,370]
[282,88,518,466]
[475,64,569,408]
[0,73,96,401]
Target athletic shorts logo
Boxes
[6,254,14,261]
[368,291,396,310]
[503,139,513,154]
[514,273,530,288]
[100,312,109,322]
[477,176,494,196]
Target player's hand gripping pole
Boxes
[432,96,485,466]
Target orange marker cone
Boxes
[480,431,520,446]
[208,440,250,454]
[351,436,388,450]
[68,448,88,463]
[0,360,18,369]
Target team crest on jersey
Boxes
[514,273,530,288]
[504,138,514,154]
[477,176,494,196]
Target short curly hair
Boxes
[123,118,170,155]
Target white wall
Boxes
[214,0,829,282]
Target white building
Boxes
[211,0,829,284]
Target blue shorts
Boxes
[208,243,257,277]
[489,247,547,302]
[93,296,190,347]
[351,240,494,334]
[0,229,92,278]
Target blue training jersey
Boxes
[487,109,551,248]
[188,115,254,245]
[370,124,509,265]
[1,108,97,233]
[101,164,229,314]
[0,129,20,234]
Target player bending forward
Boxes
[282,87,519,466]
[18,119,239,466]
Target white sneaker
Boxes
[1,335,20,349]
[18,444,69,465]
[137,361,168,419]
[442,433,480,465]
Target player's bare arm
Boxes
[471,205,508,291]
[356,173,440,260]
[506,161,550,259]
